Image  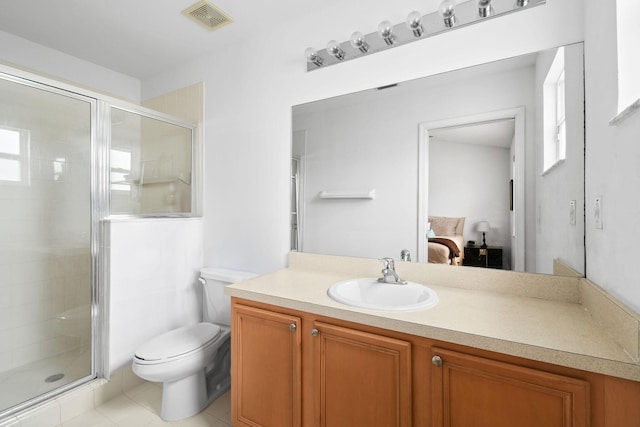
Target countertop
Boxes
[225,253,640,382]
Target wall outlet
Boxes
[594,196,603,229]
[569,200,576,225]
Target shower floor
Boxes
[0,348,91,413]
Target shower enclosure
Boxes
[0,73,96,415]
[0,67,197,417]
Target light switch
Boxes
[594,196,603,229]
[569,200,576,225]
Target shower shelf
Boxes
[112,177,175,185]
[114,173,191,186]
[136,176,178,185]
[318,189,376,199]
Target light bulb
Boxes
[349,31,369,53]
[516,0,529,6]
[476,0,492,17]
[326,40,345,60]
[304,47,324,67]
[438,0,457,28]
[377,20,395,45]
[406,11,424,38]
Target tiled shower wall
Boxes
[0,121,92,374]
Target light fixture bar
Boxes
[306,0,545,71]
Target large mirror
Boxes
[292,42,585,276]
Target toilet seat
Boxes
[134,323,222,364]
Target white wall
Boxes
[292,95,419,260]
[584,2,640,313]
[107,219,203,370]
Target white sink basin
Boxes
[327,278,438,312]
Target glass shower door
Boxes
[0,75,95,414]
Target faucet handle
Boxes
[379,257,395,270]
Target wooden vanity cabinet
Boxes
[231,298,640,427]
[430,347,590,427]
[231,304,302,427]
[231,300,414,427]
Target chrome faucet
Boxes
[400,249,411,262]
[377,257,407,285]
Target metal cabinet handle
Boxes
[432,355,443,367]
[311,328,319,336]
[289,323,297,332]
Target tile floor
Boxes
[56,383,231,427]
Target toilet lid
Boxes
[135,323,221,361]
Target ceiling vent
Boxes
[182,0,233,32]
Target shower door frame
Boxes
[0,65,109,418]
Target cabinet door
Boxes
[313,321,412,427]
[232,304,302,427]
[431,347,589,427]
[487,248,503,269]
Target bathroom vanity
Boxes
[226,253,640,427]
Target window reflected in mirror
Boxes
[543,46,567,172]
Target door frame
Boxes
[417,107,525,271]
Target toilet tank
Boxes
[200,267,257,326]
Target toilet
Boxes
[132,267,257,421]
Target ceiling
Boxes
[0,0,445,80]
[430,119,516,149]
[0,0,315,79]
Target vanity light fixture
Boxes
[326,40,346,60]
[439,0,457,28]
[377,21,396,45]
[304,0,546,71]
[305,47,324,67]
[349,31,370,53]
[477,0,493,17]
[406,11,424,37]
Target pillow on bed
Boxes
[429,216,461,236]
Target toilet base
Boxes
[161,370,208,421]
[160,370,231,421]
[159,335,231,421]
